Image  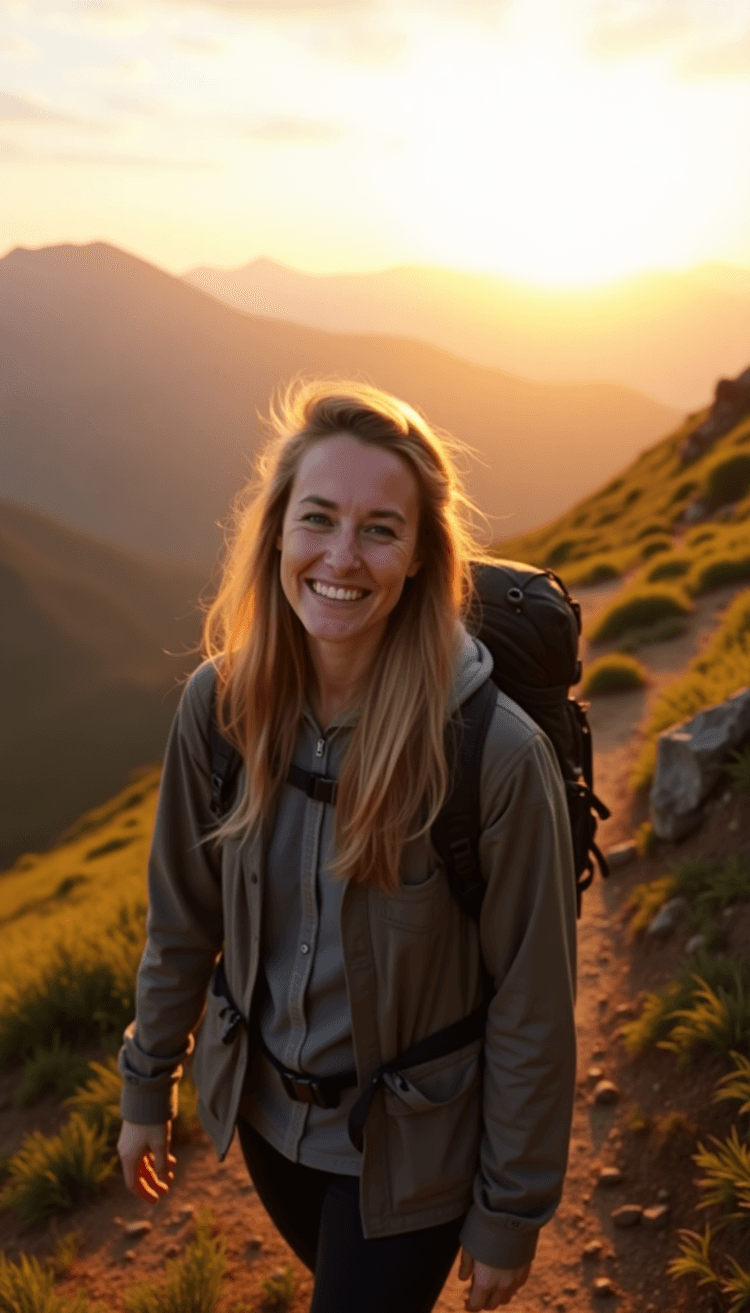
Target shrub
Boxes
[583,654,648,696]
[686,528,718,548]
[636,522,670,540]
[590,585,691,643]
[646,554,691,582]
[545,539,576,567]
[671,479,699,504]
[12,1037,91,1109]
[621,955,749,1055]
[563,557,622,587]
[660,970,750,1066]
[0,1114,114,1226]
[704,453,750,512]
[0,1252,91,1313]
[124,1209,225,1313]
[688,549,750,596]
[694,1125,750,1218]
[618,616,687,651]
[635,821,657,857]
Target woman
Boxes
[118,380,577,1313]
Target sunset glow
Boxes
[2,0,750,284]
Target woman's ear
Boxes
[406,558,422,577]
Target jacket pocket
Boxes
[381,1039,482,1213]
[383,865,446,931]
[192,969,248,1136]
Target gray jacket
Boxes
[119,624,577,1269]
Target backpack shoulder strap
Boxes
[208,677,243,819]
[430,677,498,923]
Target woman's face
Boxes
[276,432,422,663]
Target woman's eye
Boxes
[301,515,394,538]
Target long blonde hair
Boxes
[202,378,496,894]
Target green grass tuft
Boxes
[704,453,750,512]
[583,654,648,695]
[124,1209,225,1313]
[67,1055,202,1146]
[627,874,677,936]
[0,1114,114,1227]
[12,1037,91,1109]
[646,553,692,582]
[688,549,750,596]
[259,1264,297,1311]
[590,584,692,643]
[0,1251,92,1313]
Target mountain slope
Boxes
[0,242,678,564]
[0,500,204,868]
[183,258,750,411]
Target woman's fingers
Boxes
[458,1248,474,1282]
[462,1258,532,1311]
[117,1121,174,1200]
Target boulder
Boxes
[607,840,637,869]
[679,366,750,464]
[650,688,750,840]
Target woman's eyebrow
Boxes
[298,495,406,525]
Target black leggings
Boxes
[236,1118,464,1313]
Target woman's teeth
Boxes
[309,580,367,601]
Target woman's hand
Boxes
[117,1120,176,1204]
[458,1248,531,1310]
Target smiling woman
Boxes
[116,377,578,1313]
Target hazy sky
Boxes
[2,0,750,284]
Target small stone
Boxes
[657,1188,670,1201]
[124,1221,152,1238]
[607,841,637,869]
[722,791,732,803]
[611,1204,643,1228]
[164,1244,180,1258]
[593,1276,617,1297]
[583,1240,603,1258]
[588,1066,604,1082]
[646,897,688,939]
[179,1205,194,1220]
[686,934,708,955]
[564,1284,578,1296]
[597,1167,623,1188]
[653,1082,661,1092]
[594,1080,621,1106]
[124,1250,137,1263]
[643,1204,669,1229]
[614,1002,636,1018]
[238,1183,255,1193]
[592,1048,607,1059]
[729,820,739,831]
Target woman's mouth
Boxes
[306,579,371,603]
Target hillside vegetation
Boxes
[0,501,202,868]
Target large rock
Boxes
[650,688,750,840]
[680,365,750,464]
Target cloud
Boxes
[158,0,374,13]
[0,90,101,126]
[243,116,343,143]
[0,136,219,165]
[306,23,407,64]
[587,11,694,61]
[169,34,225,52]
[678,29,750,78]
[0,35,38,60]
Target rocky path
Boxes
[7,580,745,1313]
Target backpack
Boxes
[208,558,610,921]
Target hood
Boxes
[448,621,494,715]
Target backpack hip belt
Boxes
[213,956,488,1152]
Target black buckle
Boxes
[279,1071,340,1110]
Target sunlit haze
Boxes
[2,0,750,286]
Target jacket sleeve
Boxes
[458,701,578,1271]
[118,661,225,1125]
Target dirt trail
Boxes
[3,581,745,1313]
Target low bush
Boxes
[590,584,692,643]
[0,1113,114,1226]
[688,549,750,596]
[583,654,648,696]
[660,970,750,1066]
[704,453,750,512]
[646,553,691,582]
[627,874,676,936]
[124,1209,225,1313]
[685,527,718,548]
[639,537,672,561]
[621,954,750,1056]
[618,616,687,651]
[259,1264,297,1311]
[631,587,750,790]
[562,556,622,587]
[12,1037,91,1109]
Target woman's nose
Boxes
[324,526,360,568]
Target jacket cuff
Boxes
[119,1077,179,1125]
[459,1204,540,1270]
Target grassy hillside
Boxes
[0,501,204,869]
[0,241,677,565]
[497,407,750,583]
